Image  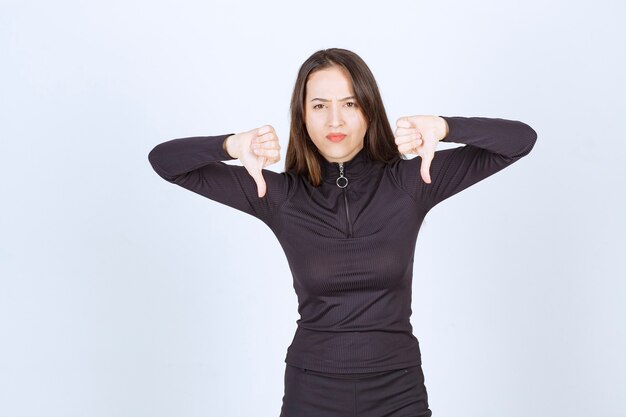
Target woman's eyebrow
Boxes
[310,96,356,102]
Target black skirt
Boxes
[279,364,433,417]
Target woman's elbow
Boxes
[148,145,176,182]
[516,122,538,158]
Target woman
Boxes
[148,48,537,417]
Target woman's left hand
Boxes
[394,115,449,184]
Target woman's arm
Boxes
[148,133,293,227]
[391,116,538,211]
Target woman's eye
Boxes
[313,102,358,110]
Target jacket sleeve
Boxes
[147,133,293,227]
[391,116,537,211]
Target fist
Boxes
[229,125,282,198]
[394,115,448,184]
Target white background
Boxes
[1,0,624,416]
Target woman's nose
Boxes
[328,104,343,126]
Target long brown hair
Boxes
[284,48,402,187]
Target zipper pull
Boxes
[336,162,348,188]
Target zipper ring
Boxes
[336,162,348,188]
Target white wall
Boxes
[1,0,624,416]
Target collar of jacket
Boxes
[319,147,370,184]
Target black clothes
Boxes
[279,363,432,417]
[148,116,537,374]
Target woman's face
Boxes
[304,66,368,163]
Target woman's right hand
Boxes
[224,125,282,198]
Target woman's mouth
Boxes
[326,133,347,142]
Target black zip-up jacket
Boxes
[148,116,537,373]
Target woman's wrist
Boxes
[438,116,449,141]
[224,134,239,159]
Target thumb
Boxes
[250,159,267,198]
[420,152,433,184]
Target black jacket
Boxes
[148,116,537,373]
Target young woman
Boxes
[148,48,537,417]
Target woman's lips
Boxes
[326,134,346,142]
